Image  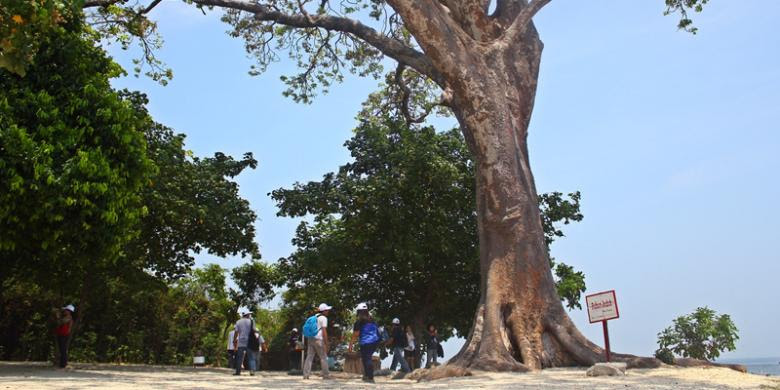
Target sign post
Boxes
[585,290,619,363]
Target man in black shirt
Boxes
[387,318,411,373]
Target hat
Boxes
[355,302,368,311]
[62,304,75,313]
[392,318,400,325]
[318,303,333,312]
[292,328,298,333]
[238,308,253,316]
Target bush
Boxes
[654,347,675,364]
[656,307,738,361]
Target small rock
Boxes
[586,362,627,377]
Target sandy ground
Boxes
[1,362,778,389]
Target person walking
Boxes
[252,327,265,371]
[302,303,332,380]
[387,318,411,373]
[54,305,75,368]
[226,329,237,368]
[424,324,441,368]
[232,310,257,376]
[348,303,380,383]
[288,328,302,371]
[404,325,416,370]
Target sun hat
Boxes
[355,302,368,311]
[392,318,400,324]
[318,303,333,312]
[62,304,75,313]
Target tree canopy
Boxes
[0,12,153,291]
[273,114,586,341]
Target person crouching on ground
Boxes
[54,305,75,368]
[348,303,380,383]
[232,310,257,376]
[388,318,411,373]
[303,303,332,380]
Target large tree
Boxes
[2,0,709,371]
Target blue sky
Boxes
[107,1,779,360]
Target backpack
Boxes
[302,314,320,338]
[359,321,380,345]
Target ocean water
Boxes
[719,357,780,376]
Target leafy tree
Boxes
[273,115,587,347]
[0,0,82,76]
[123,91,260,280]
[0,10,153,321]
[655,307,739,363]
[2,0,712,370]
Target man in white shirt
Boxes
[232,310,257,376]
[303,303,332,380]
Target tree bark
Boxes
[419,17,657,372]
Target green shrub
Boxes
[656,307,738,361]
[654,347,675,364]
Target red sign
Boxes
[585,290,619,324]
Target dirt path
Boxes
[1,362,777,389]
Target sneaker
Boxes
[250,371,255,376]
[362,378,375,383]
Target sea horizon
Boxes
[718,357,780,376]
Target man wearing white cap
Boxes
[388,317,411,373]
[302,303,332,380]
[232,310,257,376]
[55,305,75,368]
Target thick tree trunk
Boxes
[441,34,656,372]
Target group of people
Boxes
[227,309,268,376]
[301,302,443,383]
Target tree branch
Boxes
[385,0,472,79]
[191,0,442,84]
[140,0,163,15]
[83,0,124,8]
[394,63,448,124]
[501,0,551,43]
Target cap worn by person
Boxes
[355,302,368,311]
[292,328,298,333]
[62,304,75,313]
[392,318,400,325]
[318,303,333,312]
